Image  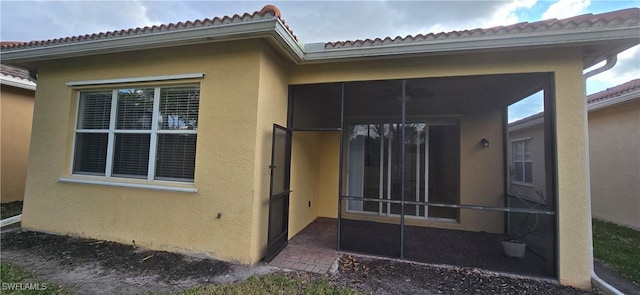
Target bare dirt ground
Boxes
[1,230,603,294]
[1,230,276,294]
[330,254,602,295]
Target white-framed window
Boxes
[72,85,200,183]
[512,139,532,185]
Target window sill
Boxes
[511,182,534,188]
[58,176,197,193]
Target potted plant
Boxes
[502,190,547,258]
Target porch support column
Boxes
[553,63,592,290]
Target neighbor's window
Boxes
[512,139,532,184]
[73,85,200,182]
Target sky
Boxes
[1,0,639,121]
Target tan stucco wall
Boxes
[288,131,340,238]
[249,43,290,262]
[289,132,321,238]
[457,109,505,233]
[589,98,640,230]
[289,48,591,289]
[553,55,592,289]
[22,41,267,264]
[317,132,340,218]
[1,85,34,203]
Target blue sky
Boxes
[1,0,638,122]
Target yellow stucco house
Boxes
[588,79,640,231]
[1,63,36,203]
[2,5,639,290]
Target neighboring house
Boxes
[508,80,640,232]
[507,111,546,203]
[2,5,639,290]
[506,111,552,261]
[0,62,36,203]
[588,79,640,231]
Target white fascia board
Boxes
[1,19,286,64]
[588,89,640,112]
[271,21,305,63]
[0,74,36,90]
[302,26,640,64]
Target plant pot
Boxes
[501,240,526,258]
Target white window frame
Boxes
[512,138,533,186]
[71,85,199,183]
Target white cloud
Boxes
[1,0,158,41]
[542,0,591,19]
[479,0,538,28]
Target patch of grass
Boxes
[167,273,360,295]
[0,262,71,295]
[0,201,23,219]
[592,219,640,284]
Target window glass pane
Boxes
[112,134,150,178]
[116,88,155,130]
[77,91,112,129]
[524,140,532,161]
[404,123,426,217]
[155,134,197,181]
[524,162,533,183]
[159,86,200,130]
[73,133,108,175]
[427,124,460,219]
[524,140,532,153]
[514,162,524,182]
[514,142,523,160]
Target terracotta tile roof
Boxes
[0,64,35,82]
[0,5,295,50]
[587,78,640,104]
[325,8,640,49]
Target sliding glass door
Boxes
[345,121,459,220]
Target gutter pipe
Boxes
[584,55,617,79]
[583,54,623,295]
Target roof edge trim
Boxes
[2,18,302,64]
[588,88,640,111]
[303,26,639,65]
[508,112,545,131]
[0,74,37,90]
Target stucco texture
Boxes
[1,85,34,203]
[589,98,640,230]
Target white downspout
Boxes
[584,55,618,79]
[583,54,623,295]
